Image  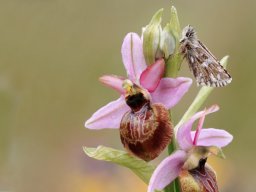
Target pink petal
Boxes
[99,75,125,94]
[148,150,186,192]
[121,33,147,83]
[85,96,130,129]
[140,59,165,92]
[191,128,233,148]
[193,110,206,145]
[177,105,220,151]
[151,77,192,109]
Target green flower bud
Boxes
[160,23,175,59]
[169,6,181,43]
[142,7,179,67]
[164,6,183,77]
[143,9,163,65]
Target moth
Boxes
[180,25,232,87]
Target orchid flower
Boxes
[85,32,192,130]
[148,105,233,192]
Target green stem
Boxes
[174,86,214,136]
[164,56,229,192]
[164,54,182,78]
[174,56,229,136]
[163,55,182,192]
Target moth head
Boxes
[180,25,197,43]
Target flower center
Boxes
[122,79,150,112]
[198,158,207,171]
[126,92,149,112]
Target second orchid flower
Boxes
[148,105,233,192]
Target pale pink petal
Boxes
[148,150,186,192]
[191,128,233,148]
[121,33,147,83]
[85,96,130,129]
[151,77,192,109]
[177,105,220,151]
[99,75,125,94]
[140,59,165,92]
[193,110,206,145]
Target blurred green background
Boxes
[0,0,255,191]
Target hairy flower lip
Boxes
[85,32,192,130]
[180,163,218,192]
[120,103,173,161]
[147,105,233,192]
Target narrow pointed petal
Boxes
[177,105,219,151]
[148,150,186,192]
[99,75,125,94]
[85,97,130,129]
[121,33,147,83]
[140,58,165,92]
[191,128,233,148]
[151,77,192,109]
[193,111,206,145]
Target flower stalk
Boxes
[163,6,183,192]
[164,57,182,192]
[174,55,229,136]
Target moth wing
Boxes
[193,41,232,87]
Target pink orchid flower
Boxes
[148,105,233,192]
[85,32,192,129]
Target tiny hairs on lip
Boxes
[120,85,173,161]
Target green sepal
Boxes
[160,23,176,59]
[83,145,155,184]
[143,9,163,65]
[164,6,183,78]
[169,6,181,42]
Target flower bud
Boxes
[160,24,175,59]
[142,8,177,65]
[142,9,163,65]
[120,80,173,161]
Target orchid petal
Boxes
[85,97,130,129]
[140,58,165,92]
[151,77,192,109]
[193,110,206,145]
[148,150,186,192]
[121,33,147,83]
[99,75,125,94]
[177,105,219,151]
[191,128,233,148]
